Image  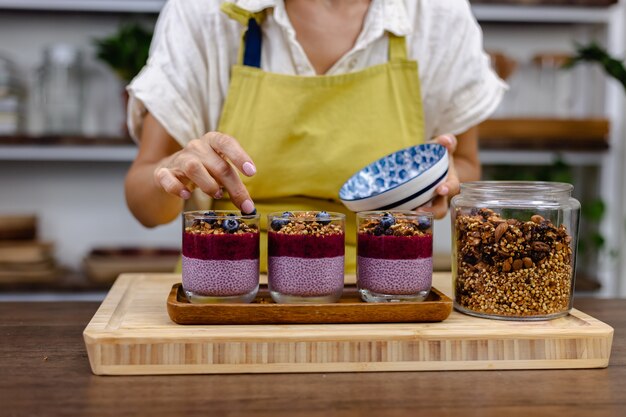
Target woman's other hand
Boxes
[416,127,481,219]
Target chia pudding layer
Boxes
[268,255,344,297]
[182,213,260,301]
[267,211,345,302]
[182,256,259,296]
[357,235,433,296]
[268,231,345,299]
[356,212,433,300]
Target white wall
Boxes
[0,161,180,269]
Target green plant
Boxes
[565,42,626,89]
[94,23,153,83]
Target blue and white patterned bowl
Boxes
[339,143,449,212]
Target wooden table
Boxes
[0,297,624,417]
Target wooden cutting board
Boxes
[83,273,613,375]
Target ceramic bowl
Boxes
[339,143,449,212]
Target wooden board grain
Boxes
[83,273,614,375]
[167,284,452,325]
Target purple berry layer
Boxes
[268,232,344,258]
[358,233,432,260]
[183,232,259,260]
[268,256,344,297]
[182,256,259,296]
[357,256,432,295]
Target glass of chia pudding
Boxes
[357,211,433,302]
[267,211,345,303]
[182,210,260,303]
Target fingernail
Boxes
[213,189,223,199]
[242,208,257,216]
[440,186,449,195]
[241,199,255,214]
[180,190,191,200]
[242,162,256,176]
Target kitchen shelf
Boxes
[471,3,618,23]
[478,118,610,151]
[479,149,605,165]
[0,135,136,162]
[0,0,165,13]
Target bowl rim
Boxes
[339,143,448,202]
[341,167,448,211]
[340,148,448,202]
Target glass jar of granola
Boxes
[451,181,580,320]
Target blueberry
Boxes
[379,214,395,229]
[373,225,384,236]
[316,211,331,225]
[271,218,289,231]
[282,211,293,218]
[222,218,239,233]
[417,217,431,231]
[384,228,394,236]
[203,211,217,224]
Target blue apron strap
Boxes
[243,18,262,68]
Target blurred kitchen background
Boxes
[0,0,625,300]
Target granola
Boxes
[358,212,431,237]
[455,208,573,317]
[186,212,258,235]
[270,211,343,236]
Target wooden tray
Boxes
[167,284,452,325]
[83,273,614,375]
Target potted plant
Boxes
[93,23,153,136]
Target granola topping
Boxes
[186,212,258,235]
[359,212,431,237]
[270,211,343,236]
[455,208,573,317]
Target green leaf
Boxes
[591,232,605,249]
[93,23,153,83]
[565,42,626,93]
[581,199,606,222]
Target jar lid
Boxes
[460,181,574,200]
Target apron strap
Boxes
[243,18,262,68]
[388,34,408,61]
[221,2,266,66]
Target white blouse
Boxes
[128,0,506,146]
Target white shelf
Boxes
[471,4,616,24]
[0,145,137,162]
[480,150,606,166]
[0,0,165,12]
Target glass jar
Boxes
[267,211,345,303]
[38,44,85,134]
[451,182,580,321]
[357,211,433,302]
[0,55,26,134]
[182,210,260,303]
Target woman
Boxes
[125,0,505,271]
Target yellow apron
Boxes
[212,3,426,273]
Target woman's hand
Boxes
[154,132,257,214]
[415,127,481,219]
[415,134,460,219]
